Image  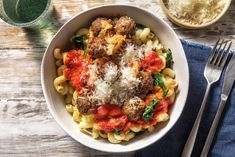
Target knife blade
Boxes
[200,48,234,157]
[221,51,235,100]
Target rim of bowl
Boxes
[159,0,232,29]
[41,4,189,153]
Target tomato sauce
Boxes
[141,51,163,73]
[95,104,128,132]
[63,49,91,91]
[95,98,172,133]
[64,50,172,133]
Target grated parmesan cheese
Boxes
[120,66,141,93]
[104,63,118,82]
[87,64,98,86]
[168,0,226,25]
[121,44,136,65]
[90,63,141,106]
[94,79,112,104]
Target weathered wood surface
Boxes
[0,0,234,156]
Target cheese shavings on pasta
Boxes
[94,79,112,104]
[90,64,140,105]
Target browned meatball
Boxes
[136,71,153,99]
[91,17,107,36]
[86,37,107,58]
[90,17,108,36]
[114,16,136,37]
[122,96,145,121]
[76,96,97,115]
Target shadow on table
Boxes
[22,6,64,52]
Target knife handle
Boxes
[181,84,212,157]
[200,97,227,157]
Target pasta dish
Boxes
[53,16,178,143]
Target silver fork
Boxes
[181,39,231,157]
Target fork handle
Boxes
[181,84,212,157]
[200,98,227,157]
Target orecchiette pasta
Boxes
[123,132,135,141]
[76,28,89,36]
[114,133,126,141]
[57,65,66,76]
[53,48,63,60]
[73,107,81,122]
[65,93,73,104]
[157,113,169,122]
[148,126,154,132]
[99,131,108,138]
[130,125,142,133]
[55,59,63,67]
[54,75,68,95]
[62,52,68,64]
[166,88,174,97]
[66,104,74,113]
[162,68,175,78]
[139,28,150,42]
[108,133,121,144]
[169,92,176,103]
[159,55,166,70]
[91,128,100,139]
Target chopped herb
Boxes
[153,73,168,97]
[136,23,145,29]
[164,48,173,67]
[113,130,120,135]
[143,99,159,121]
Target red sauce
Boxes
[95,104,128,132]
[64,50,172,133]
[132,98,172,128]
[95,98,172,132]
[141,51,163,73]
[63,49,91,91]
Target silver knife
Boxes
[200,50,235,157]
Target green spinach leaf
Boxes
[113,130,120,135]
[136,23,146,29]
[143,99,159,121]
[153,73,168,97]
[153,73,164,88]
[164,48,173,67]
[71,35,86,57]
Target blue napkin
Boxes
[135,40,235,157]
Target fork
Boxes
[181,39,231,157]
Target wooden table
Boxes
[0,0,234,156]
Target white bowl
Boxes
[41,4,189,153]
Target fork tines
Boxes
[209,39,232,67]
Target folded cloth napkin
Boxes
[135,40,235,157]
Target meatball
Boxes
[114,16,136,37]
[136,71,153,99]
[90,17,108,36]
[76,96,97,115]
[122,96,145,121]
[86,37,107,58]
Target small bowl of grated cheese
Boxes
[159,0,232,29]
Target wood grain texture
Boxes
[0,0,234,156]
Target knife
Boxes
[200,50,235,157]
